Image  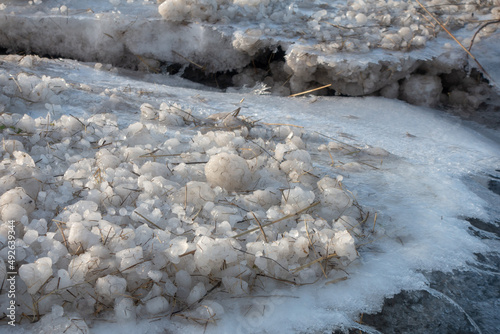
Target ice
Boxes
[116,246,144,273]
[19,257,53,294]
[196,300,224,319]
[67,222,100,252]
[175,270,192,299]
[96,275,127,299]
[0,1,498,332]
[145,296,169,315]
[2,139,24,154]
[205,152,252,192]
[186,282,207,305]
[281,186,315,215]
[0,187,36,214]
[400,74,443,107]
[1,204,27,223]
[115,297,136,320]
[23,229,38,245]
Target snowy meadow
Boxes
[0,0,499,333]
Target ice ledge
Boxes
[0,3,497,100]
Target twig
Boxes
[468,19,500,51]
[289,84,332,97]
[171,281,222,316]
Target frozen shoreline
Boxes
[0,1,499,333]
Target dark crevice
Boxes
[180,65,237,89]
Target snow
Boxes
[0,0,499,333]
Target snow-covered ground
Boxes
[0,1,499,333]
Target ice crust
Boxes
[0,0,498,99]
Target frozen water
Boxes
[0,1,499,333]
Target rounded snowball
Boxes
[205,153,251,192]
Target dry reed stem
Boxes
[54,221,70,251]
[289,84,332,97]
[133,210,161,229]
[252,212,268,243]
[233,201,320,238]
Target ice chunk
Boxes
[2,140,24,154]
[145,296,169,315]
[158,0,217,22]
[166,236,189,264]
[400,75,442,107]
[96,150,121,169]
[1,203,27,223]
[96,275,127,298]
[281,186,315,215]
[23,229,38,245]
[115,297,136,320]
[317,177,353,214]
[172,181,216,207]
[222,276,248,295]
[0,187,35,213]
[67,222,100,252]
[187,282,207,305]
[175,270,192,299]
[205,153,252,192]
[196,300,224,319]
[332,230,357,261]
[140,103,158,120]
[116,246,143,273]
[19,257,53,294]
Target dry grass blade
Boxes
[54,220,70,251]
[415,0,495,85]
[314,131,361,151]
[9,74,23,93]
[133,210,161,229]
[233,202,320,238]
[325,276,348,285]
[261,122,304,128]
[372,212,378,233]
[289,84,332,97]
[291,253,338,274]
[135,54,160,73]
[252,212,268,243]
[172,50,205,70]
